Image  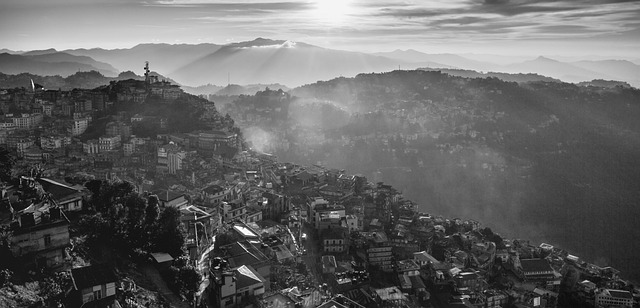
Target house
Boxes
[222,201,247,223]
[321,227,349,253]
[483,290,508,308]
[154,190,188,208]
[221,240,272,290]
[150,252,174,270]
[345,214,361,232]
[454,271,484,292]
[259,293,297,308]
[37,178,88,212]
[375,286,409,307]
[413,251,439,267]
[203,185,230,205]
[6,206,70,270]
[211,262,266,308]
[69,264,118,308]
[396,259,421,276]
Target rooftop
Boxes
[71,264,117,290]
[375,286,407,302]
[234,265,265,289]
[153,189,185,202]
[602,289,633,299]
[520,259,553,274]
[37,177,87,202]
[413,251,439,263]
[396,259,420,272]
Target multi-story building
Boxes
[12,113,43,129]
[70,118,89,136]
[321,227,348,253]
[105,121,131,140]
[198,130,238,150]
[83,139,100,155]
[0,118,16,129]
[367,246,394,272]
[167,149,186,174]
[42,102,54,117]
[454,271,484,292]
[314,203,346,230]
[6,206,70,270]
[123,142,134,156]
[15,138,35,156]
[222,201,247,223]
[595,289,633,308]
[203,185,231,205]
[218,240,272,290]
[40,135,70,151]
[261,192,289,221]
[210,262,266,308]
[23,146,43,164]
[98,135,121,152]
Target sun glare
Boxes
[313,0,352,24]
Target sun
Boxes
[312,0,352,24]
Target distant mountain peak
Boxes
[227,38,303,49]
[22,48,58,56]
[534,56,559,62]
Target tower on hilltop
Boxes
[144,61,150,84]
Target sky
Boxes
[1,0,639,58]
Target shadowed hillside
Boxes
[248,70,640,280]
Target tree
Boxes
[122,195,149,250]
[145,194,160,225]
[0,147,15,182]
[40,271,71,305]
[88,180,136,213]
[153,207,185,256]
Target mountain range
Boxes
[1,38,639,88]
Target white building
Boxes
[98,135,121,152]
[595,289,633,307]
[71,118,89,136]
[12,113,43,129]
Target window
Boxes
[93,290,102,300]
[44,234,51,247]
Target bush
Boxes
[161,260,201,301]
[0,269,12,287]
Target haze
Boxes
[1,0,639,59]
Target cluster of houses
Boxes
[2,152,635,307]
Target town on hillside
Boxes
[0,64,638,308]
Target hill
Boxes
[168,38,423,87]
[419,68,562,83]
[286,71,640,280]
[0,71,127,90]
[0,52,118,77]
[64,43,221,78]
